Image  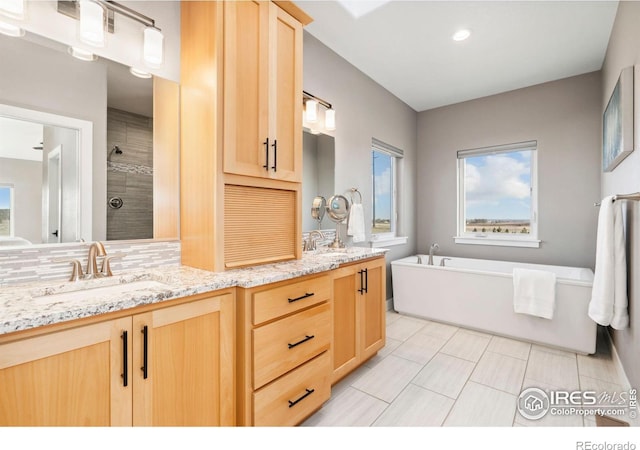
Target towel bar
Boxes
[594,192,640,207]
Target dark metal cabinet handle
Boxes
[288,334,315,349]
[364,268,369,294]
[262,137,269,170]
[141,325,148,379]
[358,269,364,294]
[121,331,128,387]
[271,139,277,171]
[288,292,314,303]
[288,388,315,408]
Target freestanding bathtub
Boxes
[391,255,597,354]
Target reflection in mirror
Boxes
[302,130,335,231]
[0,104,92,247]
[0,29,178,248]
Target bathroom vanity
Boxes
[0,249,386,426]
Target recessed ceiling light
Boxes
[452,29,471,42]
[68,46,97,62]
[0,21,24,37]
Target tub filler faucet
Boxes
[428,243,439,265]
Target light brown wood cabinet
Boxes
[331,257,386,384]
[180,1,311,271]
[236,274,332,426]
[223,0,303,182]
[0,293,235,426]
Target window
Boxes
[0,185,14,238]
[456,141,539,248]
[371,138,407,247]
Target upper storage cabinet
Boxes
[223,1,303,182]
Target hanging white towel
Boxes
[347,203,366,243]
[589,196,629,330]
[513,268,557,319]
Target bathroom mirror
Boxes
[0,30,179,247]
[302,130,335,231]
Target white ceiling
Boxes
[298,0,619,111]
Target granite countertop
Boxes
[0,247,386,336]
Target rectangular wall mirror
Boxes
[302,130,335,232]
[0,30,179,248]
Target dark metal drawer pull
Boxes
[263,137,270,170]
[288,388,315,408]
[141,325,148,379]
[121,331,128,387]
[288,292,315,303]
[288,334,315,349]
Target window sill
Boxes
[454,236,540,248]
[369,236,408,248]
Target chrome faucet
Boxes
[85,241,107,279]
[428,243,439,265]
[440,257,452,267]
[304,230,325,252]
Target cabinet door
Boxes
[223,0,271,178]
[0,318,132,426]
[361,259,386,361]
[331,265,360,384]
[132,294,235,426]
[269,3,303,182]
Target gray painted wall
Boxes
[0,34,108,241]
[601,1,640,389]
[303,32,418,299]
[417,72,602,269]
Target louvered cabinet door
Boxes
[224,184,299,268]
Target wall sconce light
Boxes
[0,0,25,37]
[68,46,98,61]
[303,91,336,132]
[58,0,164,69]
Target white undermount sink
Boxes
[31,280,169,305]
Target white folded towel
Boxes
[589,196,629,330]
[347,203,365,243]
[513,268,557,319]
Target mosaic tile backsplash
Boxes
[0,240,180,286]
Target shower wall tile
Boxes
[0,240,181,286]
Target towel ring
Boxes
[349,188,362,205]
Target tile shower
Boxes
[106,107,154,240]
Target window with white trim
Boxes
[456,141,539,248]
[371,138,406,246]
[0,184,14,238]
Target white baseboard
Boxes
[606,330,639,427]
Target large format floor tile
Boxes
[305,313,624,428]
[443,382,517,426]
[373,383,454,426]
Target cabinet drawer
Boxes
[253,351,331,426]
[253,303,330,389]
[253,275,330,325]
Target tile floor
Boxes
[303,311,626,427]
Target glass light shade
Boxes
[143,26,164,68]
[68,46,97,62]
[325,108,336,131]
[0,21,23,36]
[0,0,25,20]
[305,99,318,123]
[79,1,105,48]
[130,67,152,79]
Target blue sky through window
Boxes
[464,150,531,221]
[372,150,392,232]
[0,187,10,209]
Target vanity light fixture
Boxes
[0,0,25,38]
[129,67,152,79]
[68,46,98,61]
[0,20,23,36]
[303,90,336,132]
[58,0,164,68]
[0,0,25,20]
[452,29,471,42]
